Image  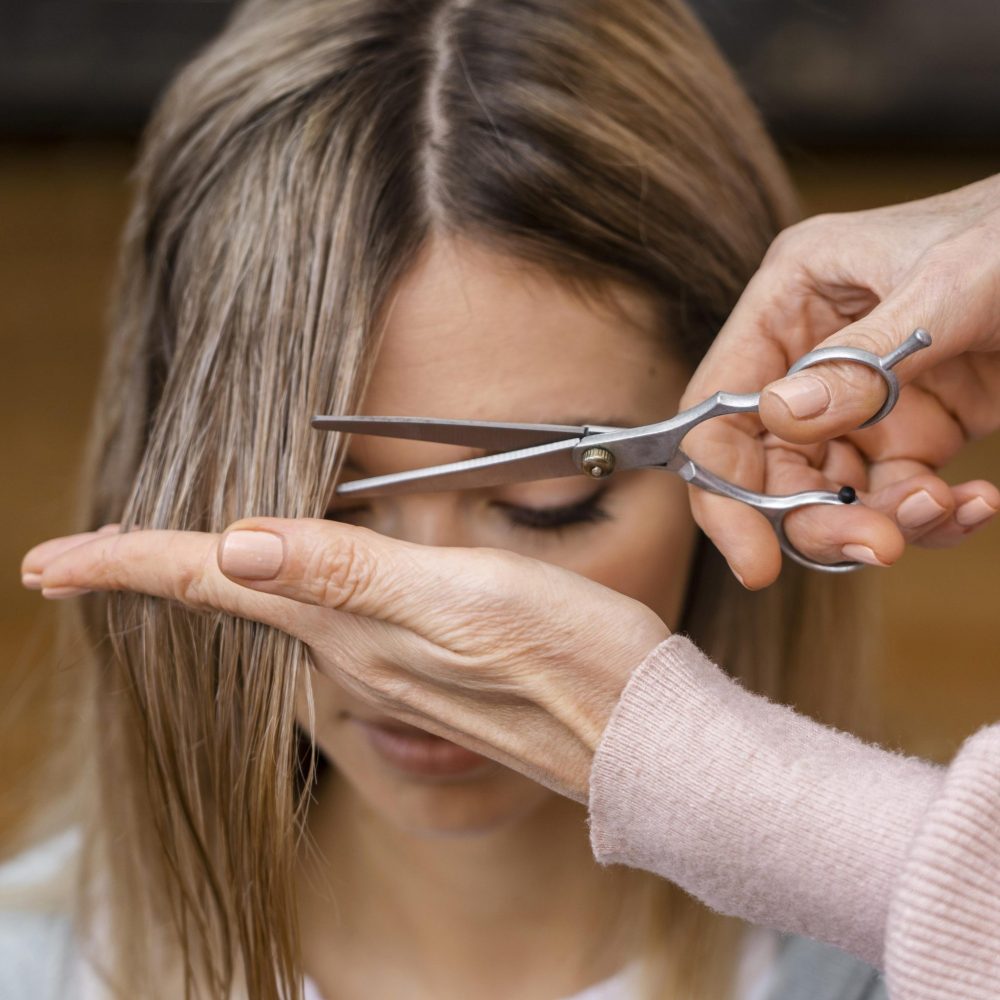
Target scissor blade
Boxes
[312,415,588,450]
[335,438,584,497]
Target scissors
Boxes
[312,329,931,572]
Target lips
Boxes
[352,717,493,778]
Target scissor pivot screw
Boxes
[581,447,615,478]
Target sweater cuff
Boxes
[885,724,1000,999]
[588,634,944,967]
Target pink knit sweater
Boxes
[588,635,1000,999]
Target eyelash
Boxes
[492,489,611,533]
[326,489,611,534]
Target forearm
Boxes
[587,634,944,966]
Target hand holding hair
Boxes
[682,173,1000,588]
[21,517,668,802]
[20,516,1000,998]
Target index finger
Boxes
[21,523,122,578]
[681,415,782,589]
[680,269,840,587]
[33,518,486,642]
[34,528,308,635]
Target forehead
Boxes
[365,235,688,428]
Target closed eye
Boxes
[325,487,613,534]
[491,487,611,532]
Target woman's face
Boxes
[298,234,698,836]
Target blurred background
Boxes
[2,1,998,821]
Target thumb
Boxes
[758,305,948,445]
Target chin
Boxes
[368,772,556,838]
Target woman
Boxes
[5,0,892,996]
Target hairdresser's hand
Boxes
[683,173,1000,588]
[21,520,669,802]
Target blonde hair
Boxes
[31,0,873,996]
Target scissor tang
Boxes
[566,390,762,474]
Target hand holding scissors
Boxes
[680,180,1000,586]
[314,330,933,573]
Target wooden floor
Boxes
[2,142,998,779]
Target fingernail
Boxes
[219,530,285,580]
[41,586,90,599]
[956,496,998,528]
[22,572,42,589]
[896,489,947,529]
[768,375,831,419]
[841,544,890,567]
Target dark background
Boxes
[2,0,999,145]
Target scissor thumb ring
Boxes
[784,327,931,429]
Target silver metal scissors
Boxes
[312,329,931,573]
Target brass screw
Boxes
[580,446,615,478]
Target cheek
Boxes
[548,472,697,628]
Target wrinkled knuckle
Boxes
[308,537,373,609]
[825,362,886,409]
[763,223,802,264]
[768,214,836,259]
[175,569,205,609]
[174,552,216,612]
[917,238,970,288]
[785,512,837,557]
[819,330,893,391]
[89,535,129,591]
[838,327,888,357]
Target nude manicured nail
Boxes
[219,530,285,579]
[41,586,91,599]
[22,573,42,589]
[896,489,947,529]
[841,544,889,567]
[956,497,998,528]
[768,375,832,419]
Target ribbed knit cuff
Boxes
[587,634,944,967]
[885,724,1000,999]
